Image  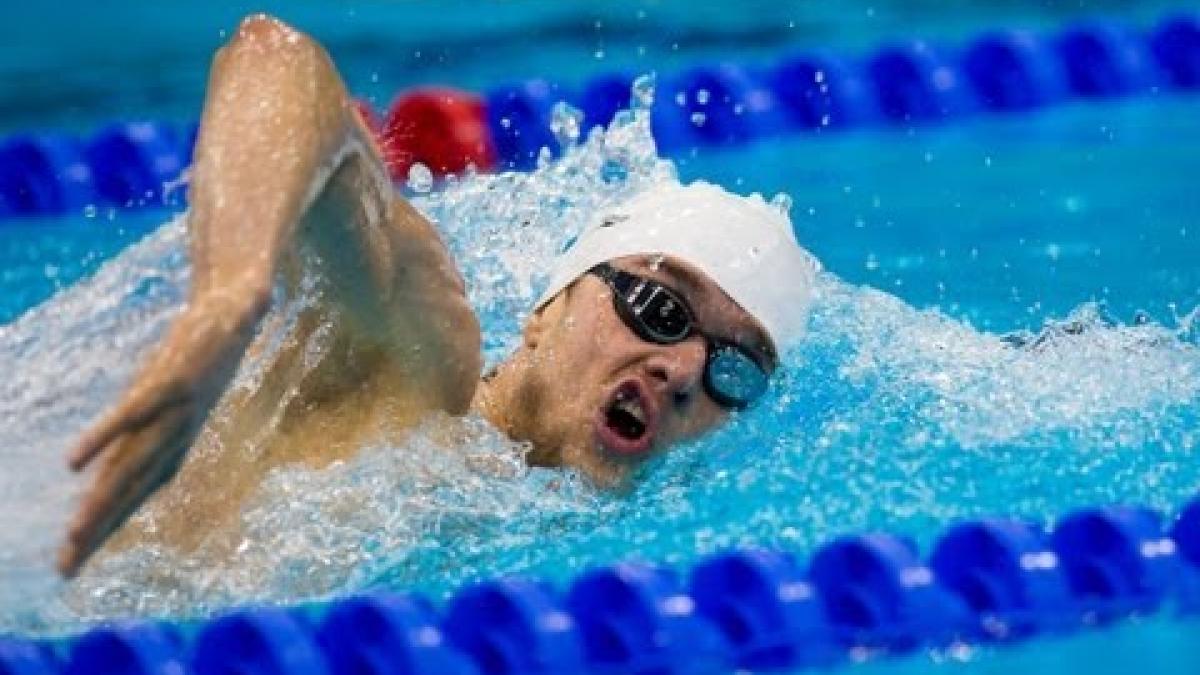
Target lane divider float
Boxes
[4,498,1200,673]
[0,14,1198,219]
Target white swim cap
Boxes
[536,180,820,349]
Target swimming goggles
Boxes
[588,262,772,410]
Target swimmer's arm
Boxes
[184,14,480,403]
[59,15,480,576]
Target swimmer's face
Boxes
[516,254,776,487]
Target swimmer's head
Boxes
[536,180,820,351]
[478,180,819,486]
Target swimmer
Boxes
[57,14,817,577]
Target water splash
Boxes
[405,163,433,193]
[414,91,674,362]
[548,101,584,149]
[1,85,1198,636]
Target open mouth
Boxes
[595,380,658,457]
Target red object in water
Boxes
[381,87,497,180]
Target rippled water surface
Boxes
[0,88,1198,675]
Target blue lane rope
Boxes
[487,12,1200,167]
[4,498,1200,674]
[1,14,1198,217]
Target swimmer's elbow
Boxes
[235,14,304,46]
[220,14,325,68]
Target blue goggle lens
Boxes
[704,345,769,410]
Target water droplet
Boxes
[631,73,656,110]
[83,204,97,218]
[770,193,793,214]
[406,163,433,193]
[696,89,711,105]
[674,91,687,107]
[549,102,583,148]
[690,112,707,127]
[814,70,825,84]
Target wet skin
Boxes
[58,14,773,577]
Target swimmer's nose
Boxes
[645,338,706,408]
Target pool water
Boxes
[2,2,1200,672]
[4,0,1192,136]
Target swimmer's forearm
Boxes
[186,15,391,316]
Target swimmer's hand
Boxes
[58,294,265,578]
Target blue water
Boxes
[2,2,1200,673]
